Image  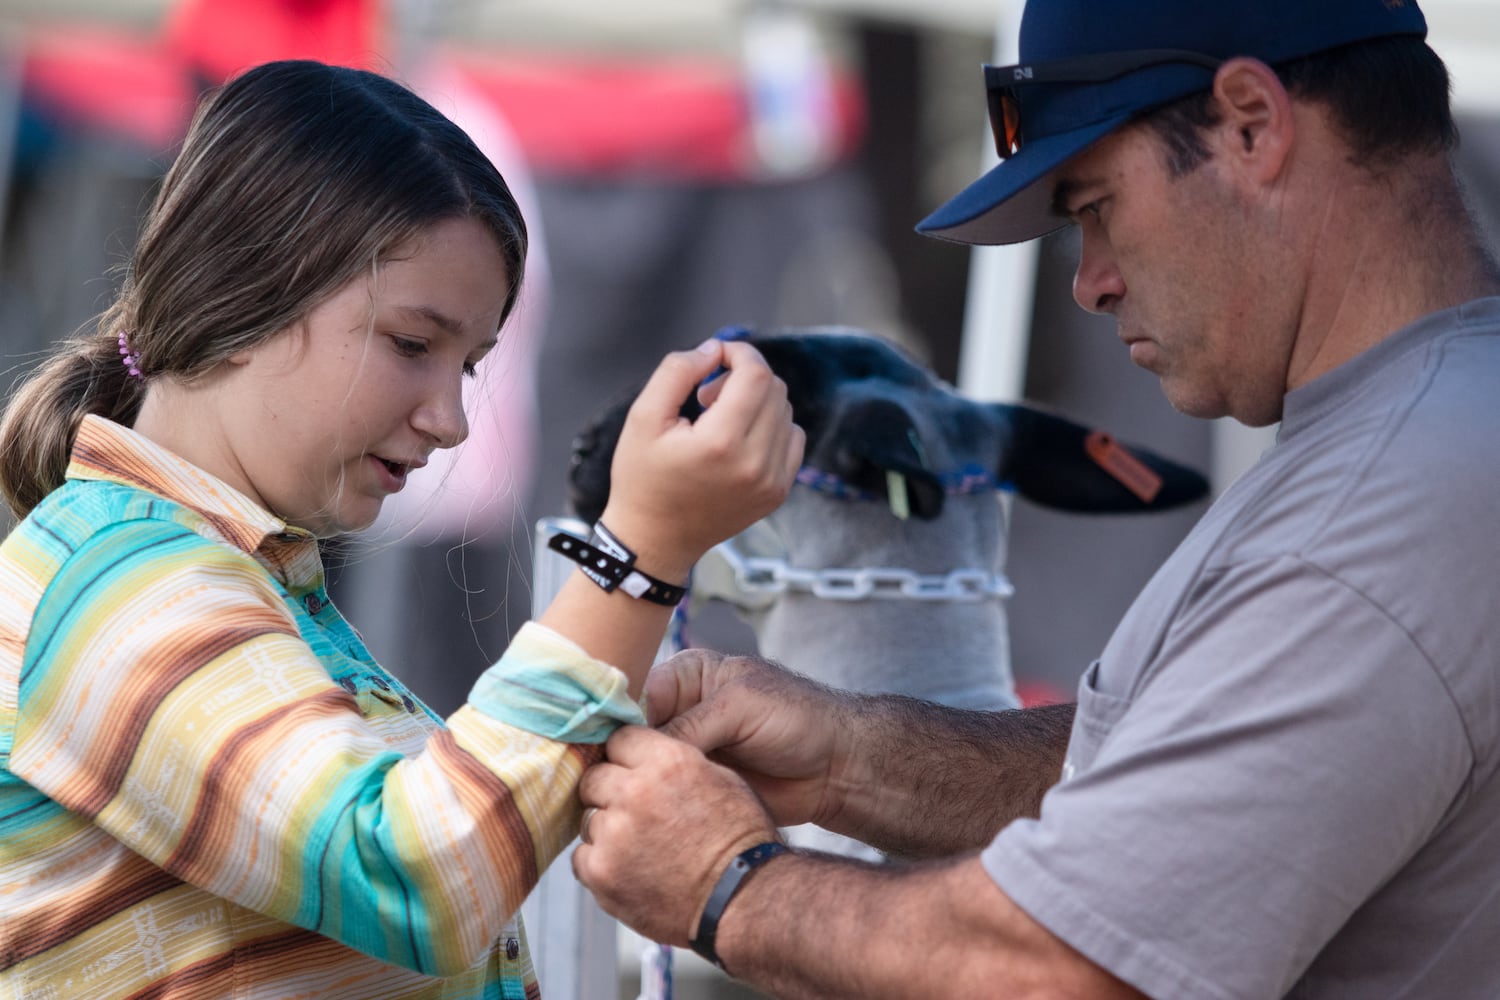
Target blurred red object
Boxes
[1015,678,1071,708]
[21,26,193,151]
[19,0,865,182]
[454,50,865,181]
[163,0,383,82]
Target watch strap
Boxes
[688,841,789,972]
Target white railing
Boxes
[524,516,704,1000]
[521,516,621,999]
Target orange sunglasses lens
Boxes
[989,90,1022,159]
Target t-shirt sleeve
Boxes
[12,518,640,978]
[982,555,1472,1000]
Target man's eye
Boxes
[392,336,426,357]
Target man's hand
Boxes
[645,649,859,830]
[572,725,780,946]
[649,648,1077,857]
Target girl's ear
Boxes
[225,332,272,368]
[992,403,1211,512]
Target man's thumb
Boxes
[656,705,731,753]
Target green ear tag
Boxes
[886,471,910,520]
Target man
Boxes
[572,0,1500,995]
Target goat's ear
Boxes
[824,398,947,519]
[992,403,1211,512]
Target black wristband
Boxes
[580,521,633,591]
[689,841,789,972]
[546,531,688,606]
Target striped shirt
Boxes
[1,415,645,998]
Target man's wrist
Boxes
[689,841,789,973]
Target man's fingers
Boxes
[577,759,626,809]
[602,723,682,769]
[646,652,756,754]
[644,650,714,726]
[656,701,745,755]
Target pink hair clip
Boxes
[118,331,144,380]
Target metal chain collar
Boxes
[701,535,1013,605]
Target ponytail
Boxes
[0,308,145,520]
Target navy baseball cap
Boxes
[917,0,1429,246]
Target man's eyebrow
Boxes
[395,304,463,336]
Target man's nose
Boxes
[1072,235,1125,315]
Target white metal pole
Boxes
[521,517,620,1000]
[954,0,1036,404]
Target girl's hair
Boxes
[0,59,527,520]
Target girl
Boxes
[0,60,802,998]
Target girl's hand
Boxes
[600,339,804,582]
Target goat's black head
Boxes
[568,327,1210,524]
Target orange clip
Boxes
[1085,430,1162,504]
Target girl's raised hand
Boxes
[599,339,804,583]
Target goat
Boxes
[567,326,1209,714]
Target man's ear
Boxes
[1212,57,1294,184]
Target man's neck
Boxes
[1287,154,1500,391]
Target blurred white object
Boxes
[740,3,841,177]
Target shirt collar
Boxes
[67,415,322,589]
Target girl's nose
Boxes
[415,378,469,449]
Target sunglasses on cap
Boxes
[985,48,1224,159]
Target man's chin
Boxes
[1160,380,1225,422]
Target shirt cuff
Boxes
[467,622,646,743]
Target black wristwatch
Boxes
[688,841,789,973]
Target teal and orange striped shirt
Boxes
[1,415,644,998]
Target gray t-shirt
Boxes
[983,298,1500,999]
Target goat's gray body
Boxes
[738,487,1019,710]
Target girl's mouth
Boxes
[372,456,409,490]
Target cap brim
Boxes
[917,114,1130,246]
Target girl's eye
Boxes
[393,333,479,377]
[392,336,427,358]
